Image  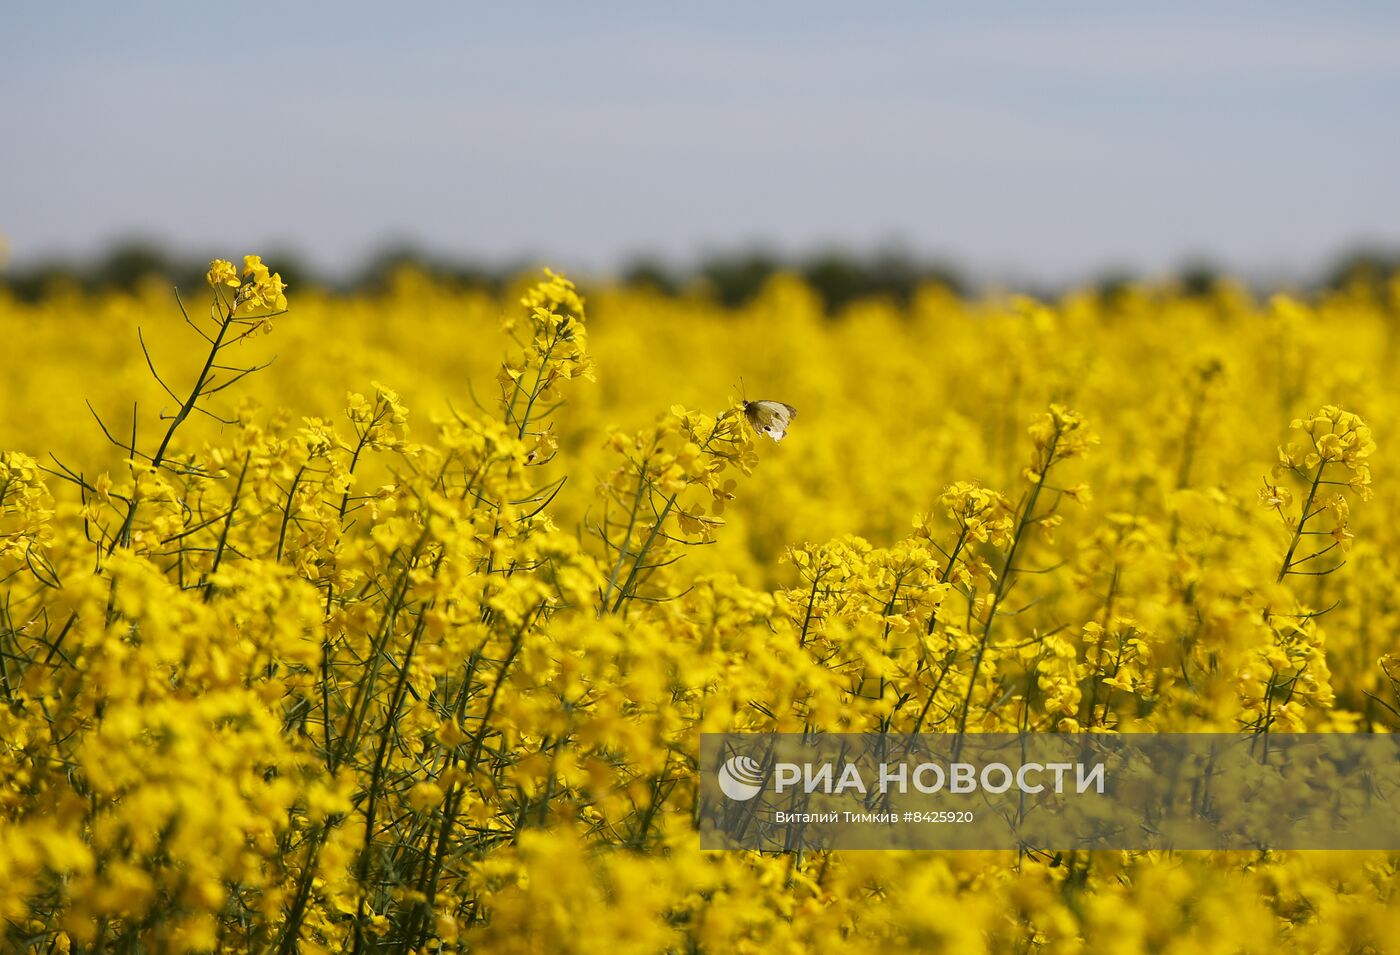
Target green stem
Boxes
[954,432,1059,754]
[110,299,235,556]
[1278,462,1326,582]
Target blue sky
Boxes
[4,2,1399,282]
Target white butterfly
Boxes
[743,400,798,442]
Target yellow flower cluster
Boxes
[499,268,594,450]
[0,449,54,563]
[206,254,289,331]
[1,262,1400,951]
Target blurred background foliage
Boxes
[7,239,1399,309]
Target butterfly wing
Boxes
[744,400,798,441]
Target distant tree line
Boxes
[3,239,1397,310]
